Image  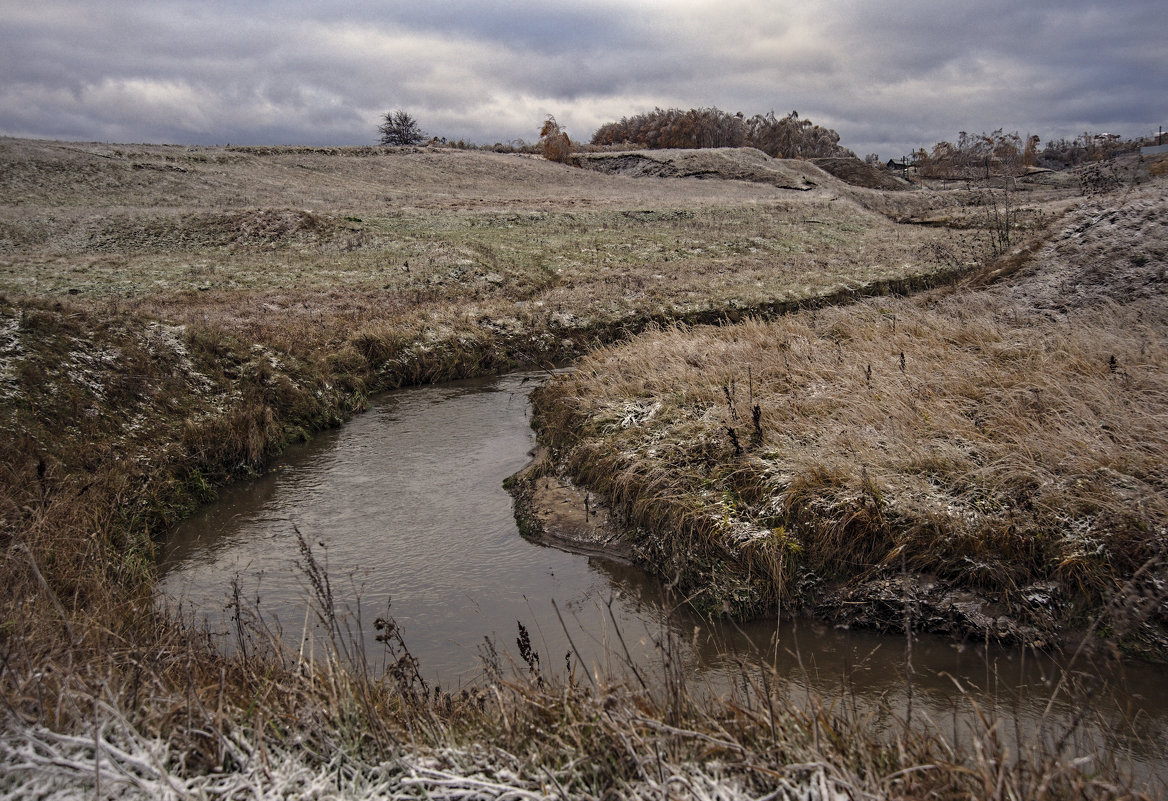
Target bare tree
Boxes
[918,130,1029,179]
[378,109,425,146]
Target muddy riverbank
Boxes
[508,441,1065,649]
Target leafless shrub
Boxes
[378,109,426,147]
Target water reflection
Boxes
[159,372,1167,782]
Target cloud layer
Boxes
[2,1,1163,158]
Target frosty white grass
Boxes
[0,714,848,801]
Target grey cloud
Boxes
[1,0,1163,157]
[326,0,655,56]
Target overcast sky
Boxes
[2,0,1163,159]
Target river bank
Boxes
[518,183,1168,660]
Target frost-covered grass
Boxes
[3,138,1152,799]
[0,137,1006,362]
[529,185,1168,653]
[0,718,853,801]
[0,200,981,359]
[1,558,1147,801]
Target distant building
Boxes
[885,157,916,174]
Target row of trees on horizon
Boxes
[588,107,855,159]
[901,129,1149,178]
[377,108,1153,173]
[377,106,854,161]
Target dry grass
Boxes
[0,138,1009,623]
[3,136,1153,797]
[3,533,1153,800]
[1,139,1009,409]
[530,184,1168,655]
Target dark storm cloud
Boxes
[1,1,1163,157]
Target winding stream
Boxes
[159,372,1167,785]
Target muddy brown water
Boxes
[160,372,1167,786]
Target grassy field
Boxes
[1,136,1160,798]
[1,139,998,358]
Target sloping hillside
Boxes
[0,138,821,211]
[575,147,825,189]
